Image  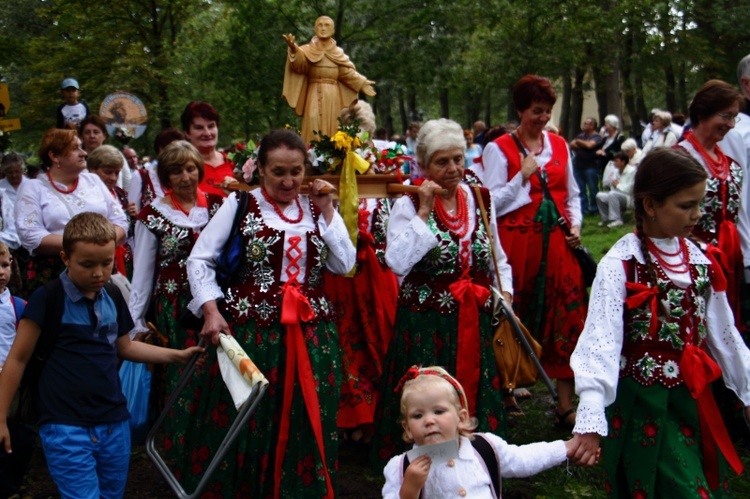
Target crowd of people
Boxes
[0,57,748,499]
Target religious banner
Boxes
[99,91,148,143]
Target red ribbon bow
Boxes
[274,282,333,499]
[625,282,660,335]
[449,278,491,417]
[680,344,743,489]
[704,245,728,292]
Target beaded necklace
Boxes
[433,187,469,238]
[684,131,729,181]
[46,171,78,194]
[515,130,545,156]
[647,237,690,274]
[261,188,303,223]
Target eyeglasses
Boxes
[716,112,741,123]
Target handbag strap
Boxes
[472,185,504,295]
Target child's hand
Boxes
[400,455,431,499]
[568,432,600,466]
[176,345,206,366]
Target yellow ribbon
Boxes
[340,150,370,276]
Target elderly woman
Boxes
[477,75,588,431]
[595,114,625,167]
[180,102,234,197]
[642,110,678,156]
[14,129,128,298]
[678,79,750,329]
[184,129,355,497]
[87,145,138,278]
[78,115,132,191]
[370,118,513,465]
[621,138,644,168]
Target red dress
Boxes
[199,152,234,197]
[494,133,588,378]
[325,198,398,428]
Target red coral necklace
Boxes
[262,188,303,223]
[434,187,469,238]
[46,172,78,194]
[647,237,690,273]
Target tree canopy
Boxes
[1,0,749,154]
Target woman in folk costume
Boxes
[677,79,750,332]
[324,100,399,443]
[571,148,750,497]
[186,129,355,498]
[370,118,513,468]
[128,128,184,212]
[282,15,376,145]
[477,75,587,428]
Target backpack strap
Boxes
[400,435,502,499]
[471,434,501,499]
[11,296,26,329]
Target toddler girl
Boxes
[383,365,585,498]
[571,148,750,496]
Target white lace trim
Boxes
[573,401,608,436]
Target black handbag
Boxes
[510,133,597,287]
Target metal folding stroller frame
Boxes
[146,340,268,498]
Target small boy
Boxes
[56,78,90,129]
[0,213,203,499]
[0,242,32,498]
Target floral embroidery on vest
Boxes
[695,160,742,242]
[221,195,332,328]
[398,188,494,313]
[621,259,711,387]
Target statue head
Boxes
[314,16,335,40]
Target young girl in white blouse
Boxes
[571,148,750,497]
[383,366,583,499]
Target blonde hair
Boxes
[0,241,9,259]
[399,366,478,443]
[87,145,123,171]
[62,212,116,255]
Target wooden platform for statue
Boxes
[228,174,444,198]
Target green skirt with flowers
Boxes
[370,307,506,470]
[165,316,341,499]
[604,377,732,498]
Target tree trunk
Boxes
[484,87,492,127]
[677,60,688,114]
[439,87,449,118]
[664,62,676,113]
[606,59,621,122]
[568,66,585,141]
[398,87,407,133]
[593,65,608,127]
[560,72,572,138]
[621,30,640,137]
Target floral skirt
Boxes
[165,317,341,499]
[604,377,731,498]
[498,224,588,378]
[370,307,505,470]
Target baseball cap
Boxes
[61,78,79,90]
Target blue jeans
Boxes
[39,420,130,499]
[574,166,600,214]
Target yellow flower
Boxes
[332,131,353,151]
[352,136,362,149]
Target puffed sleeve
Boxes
[570,254,627,436]
[128,170,143,212]
[480,142,531,217]
[317,211,356,275]
[704,287,750,405]
[563,147,583,227]
[0,189,20,250]
[384,195,437,276]
[186,194,236,315]
[15,180,48,254]
[128,221,158,336]
[488,199,513,295]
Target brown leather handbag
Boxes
[473,186,542,391]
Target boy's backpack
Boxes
[401,433,501,498]
[14,279,123,424]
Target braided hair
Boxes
[632,148,708,288]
